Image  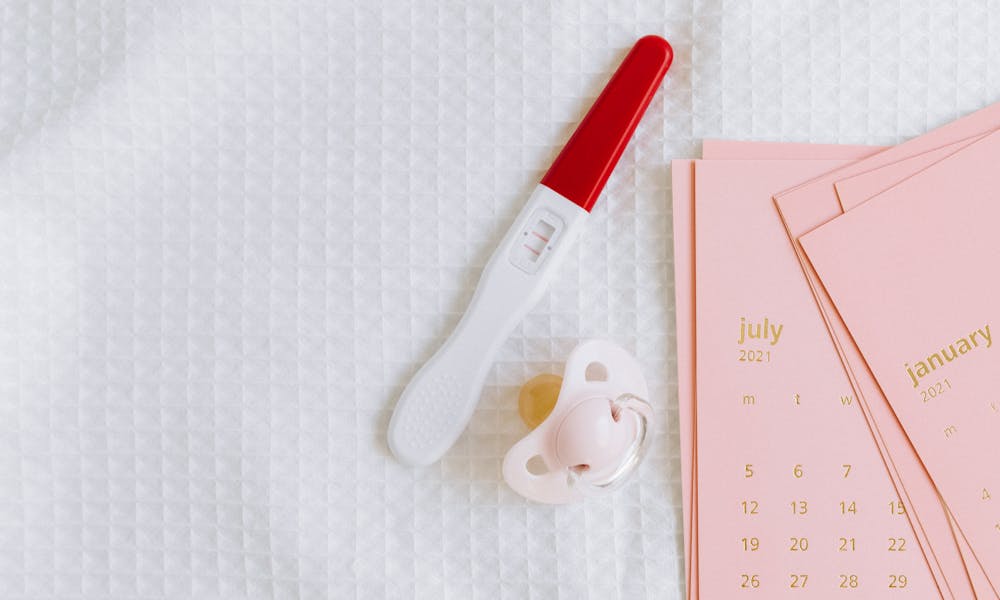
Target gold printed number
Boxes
[984,488,992,501]
[841,464,852,478]
[790,500,808,515]
[888,574,908,589]
[740,574,760,589]
[839,574,859,589]
[838,537,856,552]
[889,500,906,515]
[792,464,803,479]
[741,500,760,515]
[840,501,857,515]
[789,574,808,589]
[745,464,754,478]
[738,349,771,363]
[888,537,906,552]
[741,537,760,552]
[789,537,809,551]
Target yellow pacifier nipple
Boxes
[517,374,563,429]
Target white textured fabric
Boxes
[1,1,998,598]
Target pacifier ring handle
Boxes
[570,393,653,495]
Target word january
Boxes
[737,317,783,346]
[905,324,992,388]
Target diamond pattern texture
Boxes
[1,1,999,598]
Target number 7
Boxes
[842,464,852,478]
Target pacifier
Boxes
[503,340,654,504]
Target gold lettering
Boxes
[941,345,958,362]
[904,323,991,389]
[738,317,783,346]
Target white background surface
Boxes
[2,1,999,598]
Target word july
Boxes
[904,324,992,388]
[737,317,784,346]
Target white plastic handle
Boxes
[388,185,588,466]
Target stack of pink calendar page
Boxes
[674,100,1000,599]
[793,124,1000,593]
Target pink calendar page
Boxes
[672,143,880,600]
[695,159,937,598]
[801,129,1000,591]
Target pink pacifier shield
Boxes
[502,340,654,504]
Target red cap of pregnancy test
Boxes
[541,35,673,212]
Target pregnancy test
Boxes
[389,35,673,466]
